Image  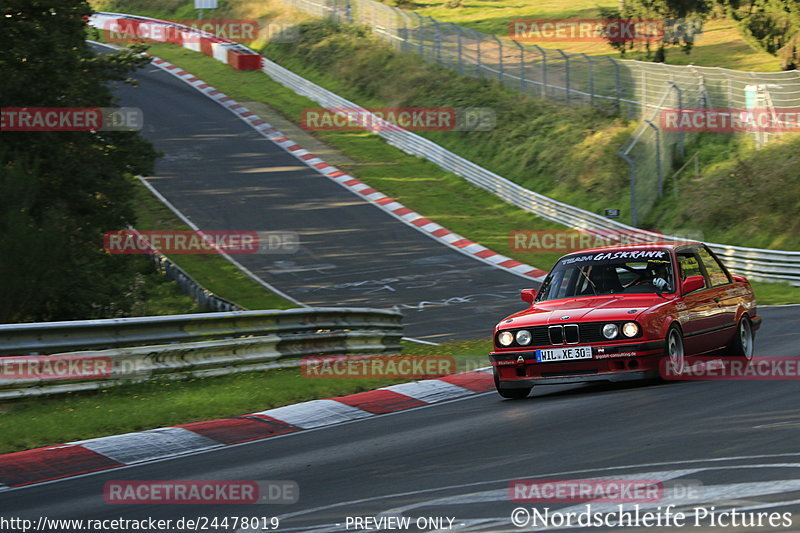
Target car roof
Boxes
[562,240,701,256]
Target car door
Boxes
[676,251,724,355]
[696,245,738,347]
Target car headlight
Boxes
[602,323,619,339]
[622,322,639,338]
[516,330,532,345]
[498,331,514,346]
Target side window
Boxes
[697,247,730,287]
[677,253,703,281]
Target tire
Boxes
[663,326,685,378]
[494,371,532,399]
[728,316,754,361]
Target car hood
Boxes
[498,295,670,328]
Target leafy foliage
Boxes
[599,0,711,62]
[723,0,800,69]
[0,0,158,322]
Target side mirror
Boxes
[520,288,537,304]
[681,275,705,294]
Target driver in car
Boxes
[648,261,672,292]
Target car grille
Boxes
[499,322,625,347]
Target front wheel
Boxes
[728,316,754,361]
[494,372,532,399]
[663,326,685,378]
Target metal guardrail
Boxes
[90,13,800,286]
[0,308,404,398]
[0,308,403,355]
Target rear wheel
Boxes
[494,372,532,399]
[728,316,754,361]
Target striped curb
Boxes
[147,56,548,282]
[0,369,494,488]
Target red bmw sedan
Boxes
[490,241,761,399]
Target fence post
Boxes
[556,49,570,103]
[618,151,637,227]
[475,30,482,77]
[412,12,425,58]
[432,17,442,64]
[452,23,464,75]
[670,82,685,158]
[581,53,594,106]
[513,40,525,92]
[644,119,663,198]
[491,35,504,83]
[607,57,621,113]
[399,13,409,54]
[531,44,546,98]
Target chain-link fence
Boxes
[278,0,800,222]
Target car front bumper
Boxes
[490,340,665,386]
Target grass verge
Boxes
[133,181,295,310]
[0,340,491,453]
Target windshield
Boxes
[537,249,675,302]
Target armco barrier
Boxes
[0,308,403,399]
[0,308,403,355]
[88,13,800,286]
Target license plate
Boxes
[535,346,593,362]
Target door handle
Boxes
[714,297,720,304]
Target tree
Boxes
[731,0,800,69]
[600,0,711,62]
[0,0,158,322]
